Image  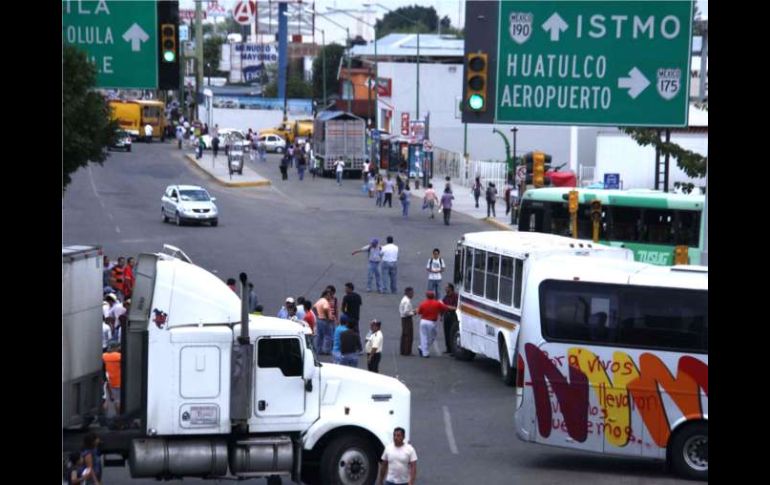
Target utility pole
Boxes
[194,0,203,122]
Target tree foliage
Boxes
[62,44,118,191]
[619,127,707,179]
[204,36,226,77]
[312,43,345,103]
[375,5,439,38]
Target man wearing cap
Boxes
[416,290,456,358]
[277,297,296,319]
[352,239,384,293]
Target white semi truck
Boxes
[64,245,411,484]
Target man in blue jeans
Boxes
[381,236,399,294]
[426,248,445,300]
[352,238,384,293]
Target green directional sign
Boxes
[63,0,158,89]
[495,1,693,127]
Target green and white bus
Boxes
[518,188,705,266]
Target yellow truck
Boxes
[109,100,142,138]
[259,118,313,145]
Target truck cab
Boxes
[123,247,410,484]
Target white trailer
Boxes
[313,111,367,177]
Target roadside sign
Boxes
[179,24,189,41]
[233,1,256,26]
[400,113,410,136]
[63,0,158,89]
[604,173,620,189]
[477,1,693,127]
[423,140,433,152]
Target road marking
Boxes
[88,165,119,235]
[115,226,121,234]
[442,405,459,455]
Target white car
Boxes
[201,128,245,149]
[257,134,287,153]
[161,185,219,227]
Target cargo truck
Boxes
[313,111,367,178]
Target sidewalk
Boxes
[410,177,516,231]
[185,151,271,188]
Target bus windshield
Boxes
[518,188,704,266]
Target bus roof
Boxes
[133,99,165,107]
[461,231,631,259]
[521,187,704,211]
[529,255,708,290]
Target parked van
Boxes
[514,256,708,480]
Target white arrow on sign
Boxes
[618,67,650,99]
[542,13,568,41]
[123,23,149,52]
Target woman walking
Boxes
[472,176,482,208]
[486,182,498,217]
[440,187,455,225]
[375,175,385,207]
[400,182,411,218]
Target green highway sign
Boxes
[63,0,158,89]
[495,1,693,127]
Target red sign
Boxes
[233,1,256,25]
[375,78,392,97]
[179,9,206,21]
[400,113,410,136]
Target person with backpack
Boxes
[472,176,482,208]
[486,182,498,218]
[426,248,446,300]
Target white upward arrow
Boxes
[618,67,650,99]
[123,23,149,52]
[542,13,568,41]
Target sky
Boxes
[180,1,708,46]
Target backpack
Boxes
[486,186,496,202]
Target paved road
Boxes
[62,142,691,485]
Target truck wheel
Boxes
[669,422,708,481]
[451,321,475,361]
[319,434,378,485]
[499,339,514,386]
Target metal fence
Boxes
[433,146,510,191]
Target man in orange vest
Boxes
[123,257,136,299]
[111,257,127,300]
[102,343,122,418]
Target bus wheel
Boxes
[451,321,474,361]
[669,421,708,481]
[498,340,514,386]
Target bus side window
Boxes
[485,253,500,302]
[472,249,485,297]
[464,247,474,292]
[513,259,523,309]
[499,256,514,306]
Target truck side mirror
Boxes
[303,349,317,381]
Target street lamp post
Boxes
[316,12,352,113]
[511,127,519,225]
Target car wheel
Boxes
[127,146,132,152]
[319,434,378,485]
[451,321,475,361]
[211,219,218,227]
[162,208,168,223]
[669,422,708,481]
[276,147,284,154]
[175,211,183,226]
[499,339,514,386]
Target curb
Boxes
[482,217,515,232]
[185,154,272,188]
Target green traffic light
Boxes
[163,51,176,62]
[469,94,485,110]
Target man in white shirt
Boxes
[381,236,399,294]
[426,248,446,300]
[399,287,415,356]
[365,320,384,373]
[144,123,153,143]
[335,158,346,185]
[378,427,417,485]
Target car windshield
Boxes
[179,189,210,201]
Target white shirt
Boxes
[381,243,399,263]
[381,442,417,484]
[399,296,414,318]
[144,124,153,136]
[109,303,126,321]
[335,160,345,173]
[365,329,383,354]
[427,257,445,280]
[102,323,112,349]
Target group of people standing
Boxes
[279,139,316,181]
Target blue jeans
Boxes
[402,200,410,217]
[427,279,441,300]
[298,166,305,180]
[314,319,334,355]
[382,261,398,293]
[336,171,343,184]
[367,261,382,292]
[340,353,359,367]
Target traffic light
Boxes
[161,24,177,63]
[466,53,488,112]
[568,190,579,214]
[674,245,689,265]
[533,151,547,187]
[590,199,602,222]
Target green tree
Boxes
[312,43,345,103]
[62,44,118,191]
[375,5,438,38]
[264,72,313,98]
[204,35,226,77]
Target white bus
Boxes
[450,232,633,385]
[513,256,708,480]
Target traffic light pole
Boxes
[194,0,203,122]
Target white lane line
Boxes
[442,405,459,455]
[115,226,121,234]
[88,166,106,208]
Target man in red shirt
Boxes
[416,290,456,358]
